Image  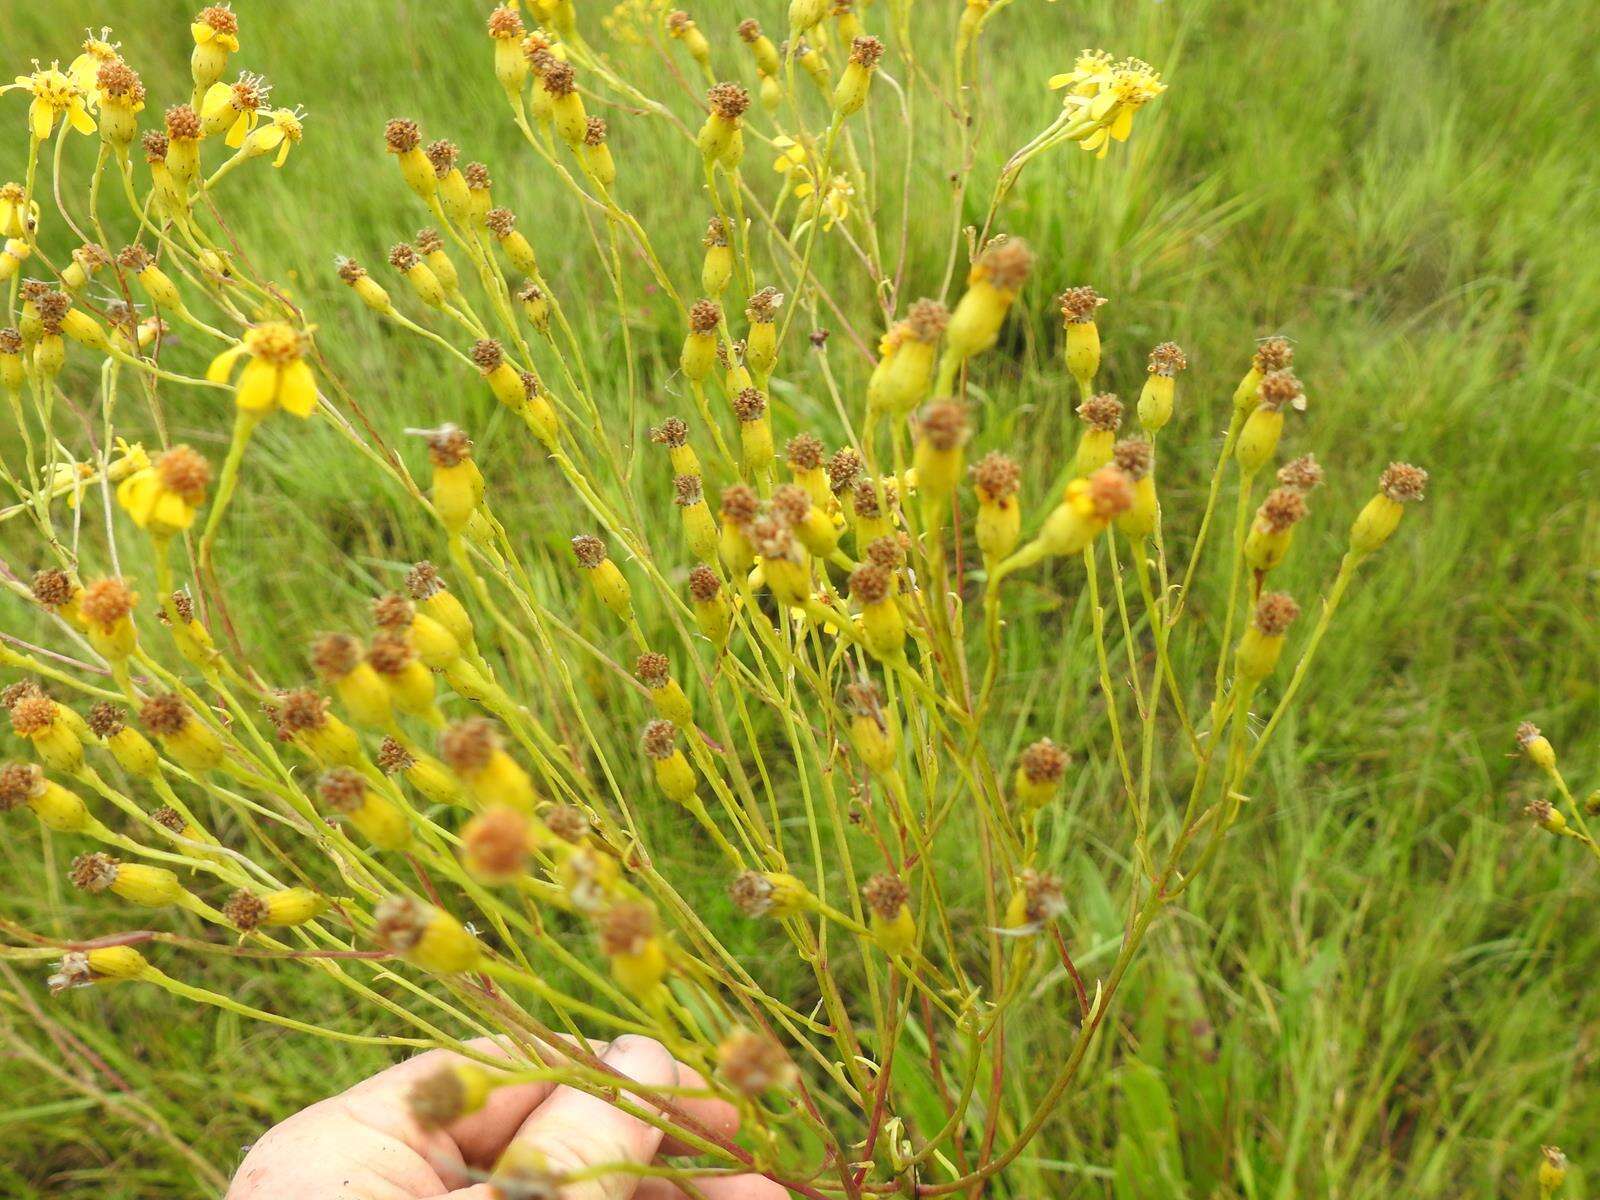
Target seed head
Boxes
[786,432,823,471]
[1253,336,1293,374]
[688,565,721,603]
[635,652,671,690]
[719,484,759,524]
[1077,393,1123,432]
[317,767,367,814]
[906,298,949,342]
[34,290,71,334]
[471,338,504,373]
[424,424,472,468]
[155,445,211,498]
[640,719,678,760]
[0,762,45,811]
[0,327,21,355]
[372,592,416,631]
[1,680,43,709]
[372,895,430,955]
[850,563,891,606]
[413,227,444,256]
[917,399,968,451]
[87,702,126,739]
[718,1029,794,1095]
[463,806,531,878]
[278,688,329,733]
[732,387,766,422]
[405,561,445,600]
[487,4,525,39]
[737,19,763,42]
[224,889,268,931]
[599,903,656,956]
[139,693,188,736]
[367,632,415,676]
[826,447,864,493]
[583,117,607,147]
[862,872,908,920]
[1111,439,1153,481]
[849,35,885,68]
[371,736,413,774]
[976,237,1033,292]
[424,139,458,178]
[1257,487,1307,533]
[30,568,74,608]
[8,696,56,737]
[1085,466,1135,518]
[1019,868,1067,924]
[70,852,120,892]
[666,10,693,35]
[707,82,751,120]
[1148,341,1188,376]
[745,286,783,323]
[650,417,689,449]
[311,632,362,678]
[1252,592,1301,637]
[771,484,811,524]
[541,60,576,97]
[570,534,607,568]
[80,578,135,629]
[1058,285,1104,324]
[385,117,421,154]
[1379,462,1428,503]
[197,5,238,36]
[851,479,885,521]
[388,242,419,271]
[97,60,144,103]
[464,162,491,191]
[1020,738,1069,785]
[703,216,728,248]
[866,535,907,571]
[440,718,499,774]
[688,298,721,334]
[164,104,200,141]
[142,130,169,162]
[728,871,776,916]
[1276,453,1323,493]
[1256,370,1303,413]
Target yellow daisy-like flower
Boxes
[243,107,304,166]
[0,182,37,238]
[796,173,853,230]
[68,31,121,96]
[3,65,96,140]
[207,322,318,417]
[191,7,241,53]
[116,444,212,535]
[1047,49,1115,97]
[201,73,270,148]
[1050,54,1166,158]
[771,134,809,178]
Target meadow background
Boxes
[0,0,1596,1196]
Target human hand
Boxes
[226,1034,789,1200]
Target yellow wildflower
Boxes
[68,31,122,95]
[3,65,96,140]
[1046,49,1115,97]
[207,323,318,417]
[243,107,304,166]
[201,72,269,147]
[116,444,211,535]
[0,182,37,238]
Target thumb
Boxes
[490,1034,679,1200]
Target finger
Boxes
[635,1174,792,1200]
[505,1034,678,1200]
[655,1063,739,1159]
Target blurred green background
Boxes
[0,0,1596,1196]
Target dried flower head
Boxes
[30,568,74,608]
[371,895,430,955]
[80,578,135,629]
[737,19,763,42]
[728,871,777,916]
[850,563,891,606]
[745,286,783,323]
[707,82,751,120]
[488,4,525,40]
[388,242,419,271]
[719,484,760,524]
[673,474,704,508]
[8,696,56,736]
[702,216,728,248]
[485,207,517,238]
[0,762,45,811]
[385,117,421,154]
[977,237,1034,291]
[640,719,678,760]
[463,806,531,878]
[97,60,144,103]
[317,767,367,813]
[826,447,864,493]
[635,652,671,690]
[582,117,607,147]
[1077,393,1123,432]
[278,688,329,733]
[440,718,499,774]
[471,338,505,374]
[139,693,189,736]
[1111,439,1153,481]
[570,534,608,568]
[377,736,415,774]
[786,432,824,471]
[1379,462,1428,503]
[650,418,689,450]
[155,445,211,499]
[1085,466,1136,518]
[849,35,885,68]
[1515,720,1543,750]
[1253,336,1294,373]
[87,702,126,739]
[1148,341,1188,376]
[1058,285,1105,324]
[224,889,268,931]
[545,804,591,843]
[688,298,721,334]
[1,680,44,709]
[598,903,656,956]
[372,592,416,631]
[424,138,458,178]
[1257,487,1307,533]
[688,565,721,603]
[415,227,445,256]
[770,484,811,524]
[718,1029,795,1094]
[1276,453,1323,493]
[405,561,445,600]
[732,387,767,422]
[918,399,969,451]
[70,851,119,892]
[464,162,491,191]
[1253,592,1301,637]
[164,104,200,141]
[541,60,576,97]
[142,130,170,162]
[311,632,363,678]
[906,297,950,342]
[197,5,238,36]
[862,872,908,920]
[424,424,472,468]
[367,632,415,676]
[1020,738,1069,784]
[1018,868,1067,924]
[865,535,906,571]
[1256,370,1303,412]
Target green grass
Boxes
[0,0,1596,1196]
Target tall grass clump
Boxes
[1,3,1442,1195]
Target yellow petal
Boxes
[1090,90,1118,120]
[274,138,292,168]
[1047,73,1072,90]
[29,98,54,141]
[1110,106,1134,141]
[235,358,280,413]
[202,81,232,119]
[278,359,318,416]
[206,342,246,382]
[152,492,196,531]
[68,102,96,135]
[226,111,250,148]
[1082,127,1110,153]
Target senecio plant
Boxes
[0,3,1433,1197]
